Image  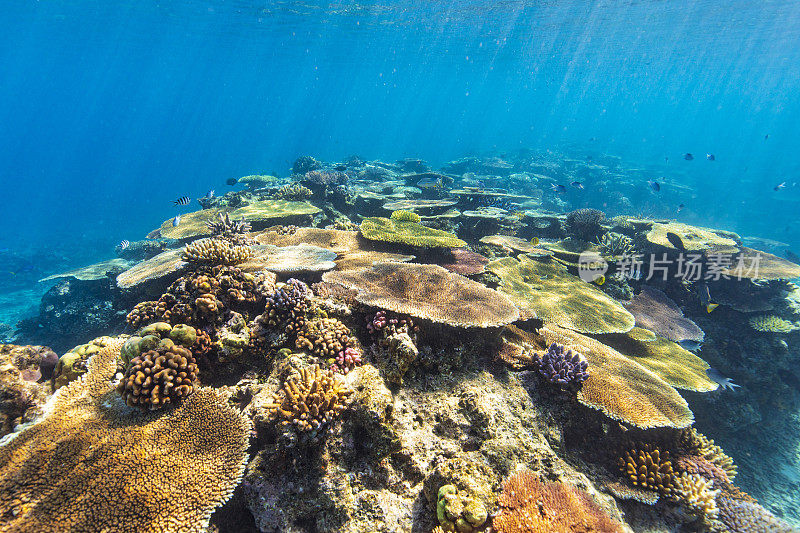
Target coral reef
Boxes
[0,339,251,533]
[618,442,677,496]
[324,262,519,328]
[52,336,116,389]
[206,211,254,245]
[437,248,490,276]
[596,232,634,257]
[117,343,199,409]
[237,174,278,188]
[0,345,55,437]
[436,484,488,533]
[623,286,705,342]
[360,216,467,248]
[296,317,360,362]
[182,238,254,266]
[273,182,313,201]
[748,314,798,332]
[674,472,720,519]
[493,468,625,532]
[564,208,605,241]
[390,209,422,223]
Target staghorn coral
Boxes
[273,182,313,201]
[595,232,634,257]
[623,286,705,343]
[674,473,720,519]
[359,217,467,248]
[487,256,635,333]
[618,442,677,496]
[493,468,625,533]
[324,262,519,328]
[117,343,199,410]
[182,238,254,266]
[390,209,421,223]
[503,324,694,428]
[264,364,353,443]
[205,211,254,246]
[748,314,798,332]
[536,342,589,387]
[564,208,605,241]
[0,338,251,533]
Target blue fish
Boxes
[172,215,181,227]
[684,153,694,161]
[705,368,740,391]
[648,180,661,192]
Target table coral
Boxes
[359,216,467,248]
[0,338,251,533]
[323,262,519,328]
[623,286,704,343]
[493,468,625,533]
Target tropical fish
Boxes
[648,180,661,192]
[774,181,786,191]
[678,339,702,352]
[550,184,566,193]
[203,189,215,200]
[416,176,444,189]
[118,240,130,250]
[706,153,715,161]
[172,215,181,227]
[698,283,718,313]
[570,181,584,189]
[684,153,694,160]
[764,134,769,140]
[226,178,237,186]
[705,368,740,391]
[174,196,191,206]
[530,237,540,245]
[593,275,605,286]
[666,231,685,251]
[677,203,685,213]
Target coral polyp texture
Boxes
[622,286,705,343]
[273,182,313,201]
[390,209,422,223]
[0,338,251,533]
[674,473,720,519]
[359,216,467,248]
[435,484,488,533]
[618,442,677,496]
[323,262,520,328]
[536,342,589,387]
[116,343,199,410]
[182,237,255,266]
[264,364,353,441]
[493,468,624,533]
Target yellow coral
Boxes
[674,473,720,519]
[619,443,677,496]
[748,314,798,333]
[390,209,421,223]
[182,238,254,266]
[680,428,738,481]
[359,217,466,248]
[323,262,519,328]
[0,338,251,533]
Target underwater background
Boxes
[2,1,800,532]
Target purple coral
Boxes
[367,310,417,340]
[331,347,363,374]
[537,343,589,387]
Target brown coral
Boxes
[116,344,199,410]
[265,364,352,439]
[618,442,677,496]
[493,468,625,533]
[323,262,519,328]
[678,428,737,481]
[182,238,254,266]
[295,318,358,359]
[0,338,251,533]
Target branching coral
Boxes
[273,183,313,201]
[0,339,251,533]
[678,428,738,481]
[595,232,634,257]
[206,212,254,245]
[536,342,589,387]
[493,468,624,533]
[674,473,720,519]
[264,364,353,442]
[390,209,421,223]
[618,442,677,496]
[748,314,798,333]
[564,208,605,241]
[117,343,199,409]
[295,317,360,361]
[182,238,255,266]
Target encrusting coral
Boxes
[264,364,353,443]
[0,338,251,533]
[182,237,255,266]
[435,484,488,533]
[493,468,625,533]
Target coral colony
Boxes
[3,154,800,533]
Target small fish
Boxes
[698,283,718,313]
[666,231,686,251]
[705,368,740,391]
[706,303,719,313]
[551,184,566,193]
[174,196,191,206]
[664,156,669,163]
[172,215,181,227]
[570,181,584,189]
[203,189,215,200]
[530,237,540,245]
[684,153,694,161]
[678,339,702,352]
[648,180,661,192]
[706,153,715,161]
[774,181,786,191]
[764,134,769,140]
[677,203,685,213]
[118,240,130,250]
[226,178,237,186]
[593,275,605,286]
[416,176,444,189]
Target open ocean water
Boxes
[2,1,800,531]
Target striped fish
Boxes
[119,240,130,250]
[173,196,191,206]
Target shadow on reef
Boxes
[3,152,800,533]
